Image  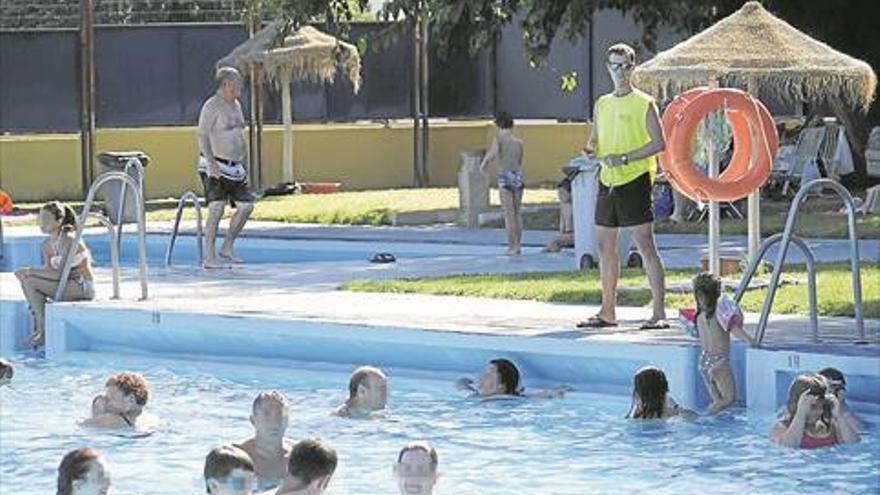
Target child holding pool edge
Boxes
[692,272,756,414]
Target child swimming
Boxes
[627,366,697,419]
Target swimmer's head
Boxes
[478,358,521,396]
[347,365,388,412]
[692,272,722,317]
[204,444,256,495]
[629,365,668,419]
[0,358,13,386]
[57,448,110,495]
[284,438,338,493]
[40,201,77,235]
[250,390,290,439]
[787,374,828,424]
[817,367,846,401]
[105,372,149,414]
[395,441,439,495]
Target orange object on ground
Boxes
[299,182,342,194]
[0,190,12,215]
[660,87,778,202]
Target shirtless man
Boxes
[197,66,255,268]
[267,439,337,495]
[335,365,388,417]
[235,391,295,489]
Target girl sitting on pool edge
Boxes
[455,358,570,399]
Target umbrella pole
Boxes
[747,77,761,261]
[281,71,294,184]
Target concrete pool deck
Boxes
[2,221,877,351]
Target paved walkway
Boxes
[2,221,877,353]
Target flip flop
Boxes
[639,320,671,330]
[369,252,396,264]
[576,316,617,329]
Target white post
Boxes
[280,70,294,184]
[746,77,761,262]
[708,137,721,275]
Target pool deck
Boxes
[2,221,878,352]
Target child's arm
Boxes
[770,391,812,447]
[480,138,498,171]
[528,385,573,399]
[455,377,477,392]
[729,321,757,347]
[829,396,861,444]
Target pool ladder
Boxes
[56,171,149,301]
[735,179,864,345]
[165,190,204,266]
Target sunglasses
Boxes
[607,61,634,71]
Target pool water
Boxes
[1,353,877,495]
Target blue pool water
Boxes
[1,352,877,495]
[0,233,505,270]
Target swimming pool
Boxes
[2,352,877,495]
[0,232,509,270]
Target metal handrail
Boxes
[84,212,121,299]
[756,178,864,343]
[56,172,148,301]
[735,233,818,343]
[165,190,204,266]
[114,156,146,253]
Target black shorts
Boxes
[595,172,653,228]
[199,172,255,207]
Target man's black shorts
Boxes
[595,172,654,228]
[199,172,255,207]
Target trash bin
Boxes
[569,155,635,270]
[98,151,149,223]
[458,149,489,228]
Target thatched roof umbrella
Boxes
[632,1,876,263]
[633,1,876,111]
[220,21,362,185]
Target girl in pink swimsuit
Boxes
[770,374,860,449]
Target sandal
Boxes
[639,320,671,330]
[369,252,396,264]
[576,316,617,329]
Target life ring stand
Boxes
[660,87,778,202]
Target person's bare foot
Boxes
[505,247,521,256]
[202,257,230,269]
[218,252,244,264]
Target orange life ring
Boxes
[0,189,12,215]
[660,87,778,202]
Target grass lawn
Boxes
[9,188,558,226]
[8,189,878,238]
[343,262,879,318]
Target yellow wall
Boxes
[0,121,589,201]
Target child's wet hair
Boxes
[490,358,521,395]
[494,112,514,129]
[629,366,669,419]
[0,358,12,380]
[692,271,722,318]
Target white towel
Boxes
[197,156,247,182]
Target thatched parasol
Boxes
[632,1,877,266]
[633,1,876,111]
[220,21,362,184]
